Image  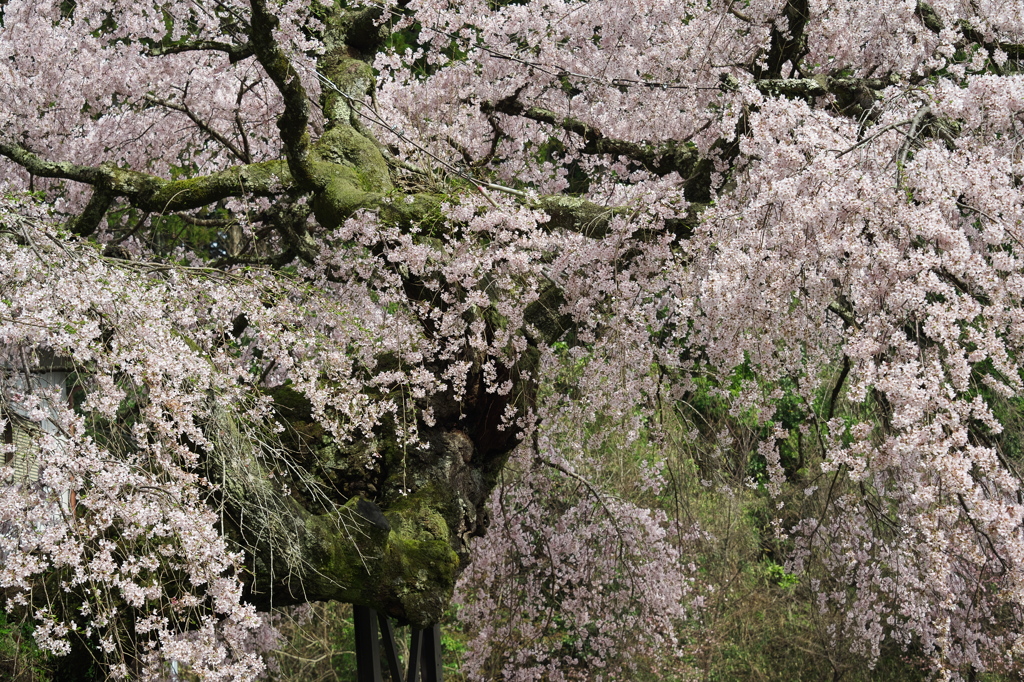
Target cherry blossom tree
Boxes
[1,0,1023,679]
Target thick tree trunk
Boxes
[207,356,533,627]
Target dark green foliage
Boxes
[0,611,52,682]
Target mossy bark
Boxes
[205,354,526,626]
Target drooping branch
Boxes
[146,40,255,63]
[482,98,700,178]
[486,73,897,191]
[0,141,110,186]
[0,140,292,213]
[3,135,704,252]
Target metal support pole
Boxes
[353,605,382,682]
[378,611,406,682]
[353,604,443,682]
[406,628,422,682]
[420,624,444,682]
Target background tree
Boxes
[0,0,1023,679]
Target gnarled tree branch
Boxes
[0,140,292,213]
